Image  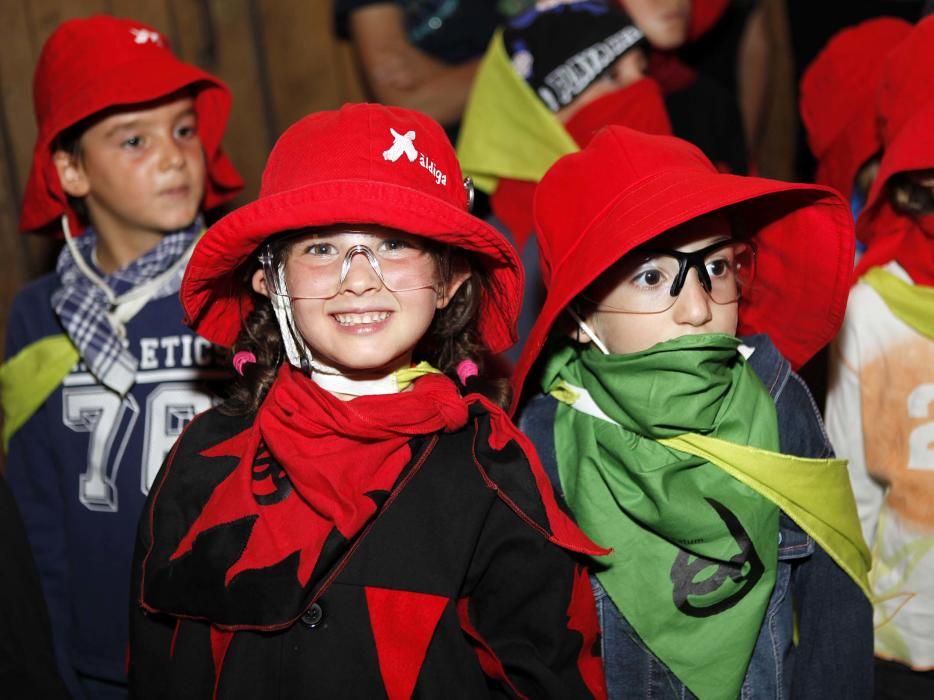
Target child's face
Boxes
[580,212,742,354]
[620,0,691,50]
[890,169,934,222]
[54,95,205,238]
[254,226,469,374]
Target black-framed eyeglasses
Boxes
[582,239,756,315]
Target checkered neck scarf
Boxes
[52,217,202,396]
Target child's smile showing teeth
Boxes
[261,226,469,374]
[333,310,392,326]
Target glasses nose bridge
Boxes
[668,250,712,299]
[337,244,386,291]
[671,268,715,323]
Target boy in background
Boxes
[458,0,662,249]
[457,0,667,360]
[1,15,242,698]
[825,16,934,698]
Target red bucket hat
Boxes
[857,17,934,252]
[493,77,672,250]
[874,16,934,151]
[854,97,934,283]
[20,15,243,235]
[800,17,911,199]
[512,126,854,410]
[181,103,522,353]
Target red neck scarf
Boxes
[172,365,469,587]
[563,78,672,147]
[855,208,934,286]
[647,50,698,94]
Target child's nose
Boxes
[671,270,713,326]
[160,138,186,170]
[339,251,382,294]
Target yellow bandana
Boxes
[861,266,934,339]
[457,30,578,193]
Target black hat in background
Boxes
[503,1,645,112]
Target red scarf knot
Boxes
[176,366,470,588]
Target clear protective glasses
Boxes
[584,239,756,315]
[260,231,442,300]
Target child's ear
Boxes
[251,268,270,298]
[53,150,90,197]
[564,307,594,346]
[573,327,595,346]
[436,263,471,309]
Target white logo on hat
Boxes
[383,129,418,163]
[130,28,164,46]
[382,128,448,187]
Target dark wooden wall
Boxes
[0,0,365,357]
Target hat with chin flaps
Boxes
[511,126,854,411]
[181,103,522,354]
[857,16,934,263]
[20,15,243,235]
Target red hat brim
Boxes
[20,55,242,234]
[512,169,853,412]
[182,179,523,353]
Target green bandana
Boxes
[861,266,934,339]
[544,334,780,700]
[456,29,579,193]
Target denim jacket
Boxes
[518,334,873,699]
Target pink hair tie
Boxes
[233,351,257,376]
[456,359,479,386]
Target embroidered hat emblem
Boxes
[382,128,447,186]
[383,128,418,163]
[130,28,164,46]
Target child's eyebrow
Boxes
[102,108,197,138]
[173,107,197,121]
[103,120,145,137]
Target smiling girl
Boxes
[128,103,607,699]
